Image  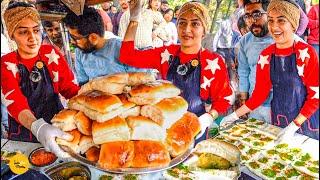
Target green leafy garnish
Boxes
[249,162,260,169]
[275,176,286,180]
[99,175,113,180]
[285,168,300,178]
[243,138,251,142]
[272,162,285,171]
[248,149,258,155]
[267,149,277,155]
[167,169,179,178]
[258,157,268,163]
[301,153,311,161]
[249,118,257,122]
[294,161,305,166]
[208,127,219,137]
[262,169,276,178]
[124,174,138,180]
[275,143,288,149]
[307,167,319,173]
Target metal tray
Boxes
[45,161,91,180]
[60,141,194,174]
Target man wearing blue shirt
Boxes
[63,6,149,85]
[238,0,273,123]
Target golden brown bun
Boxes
[98,141,134,170]
[127,72,156,86]
[128,81,181,105]
[56,129,82,153]
[177,112,201,137]
[75,90,123,113]
[166,118,193,157]
[118,94,136,109]
[92,116,130,144]
[51,109,78,131]
[140,96,188,128]
[126,116,166,141]
[89,73,129,94]
[79,135,95,154]
[86,146,100,163]
[74,112,92,135]
[119,106,141,119]
[132,140,170,168]
[194,139,240,166]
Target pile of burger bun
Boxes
[51,72,201,170]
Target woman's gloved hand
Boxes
[31,118,73,158]
[220,112,239,128]
[276,121,300,144]
[195,113,213,139]
[129,0,143,22]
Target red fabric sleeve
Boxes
[1,53,32,122]
[53,47,79,99]
[307,6,319,29]
[209,56,233,114]
[119,41,164,70]
[297,44,319,118]
[245,49,273,110]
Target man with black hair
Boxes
[160,0,169,14]
[62,6,149,86]
[42,20,64,55]
[236,0,303,123]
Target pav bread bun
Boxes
[51,109,78,131]
[56,129,82,154]
[194,139,240,167]
[126,116,165,141]
[79,135,95,154]
[74,111,92,135]
[92,116,130,144]
[128,81,181,105]
[132,140,170,168]
[85,146,100,163]
[98,141,134,170]
[140,96,188,128]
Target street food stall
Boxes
[1,0,319,179]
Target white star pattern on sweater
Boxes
[204,58,220,75]
[258,55,269,70]
[200,76,214,90]
[72,78,78,85]
[52,71,58,82]
[45,49,60,65]
[1,89,14,107]
[310,86,319,99]
[298,48,310,62]
[160,49,171,64]
[296,64,305,77]
[5,62,18,78]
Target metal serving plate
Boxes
[60,141,194,174]
[45,161,91,180]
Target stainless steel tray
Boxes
[60,141,194,174]
[45,161,91,180]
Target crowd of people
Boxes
[0,0,319,158]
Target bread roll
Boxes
[119,106,141,119]
[141,96,188,128]
[56,129,81,154]
[74,111,92,135]
[166,123,193,157]
[79,135,95,154]
[177,112,201,137]
[68,91,125,122]
[90,73,129,94]
[75,91,122,113]
[126,116,166,141]
[98,141,134,170]
[128,81,181,105]
[92,116,130,144]
[51,109,78,131]
[127,72,156,86]
[194,139,240,166]
[86,146,100,163]
[132,140,170,168]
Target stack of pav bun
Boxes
[51,72,201,170]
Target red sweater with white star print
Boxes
[246,41,319,118]
[1,45,80,122]
[120,41,233,114]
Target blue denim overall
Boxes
[270,50,319,140]
[8,57,63,142]
[167,51,207,143]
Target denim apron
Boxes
[166,50,207,143]
[270,48,319,140]
[8,54,63,142]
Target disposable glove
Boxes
[276,121,300,144]
[195,113,213,139]
[129,0,143,22]
[220,112,239,128]
[31,118,73,158]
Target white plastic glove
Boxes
[195,113,213,139]
[129,0,143,22]
[276,121,300,144]
[220,112,239,128]
[31,118,73,158]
